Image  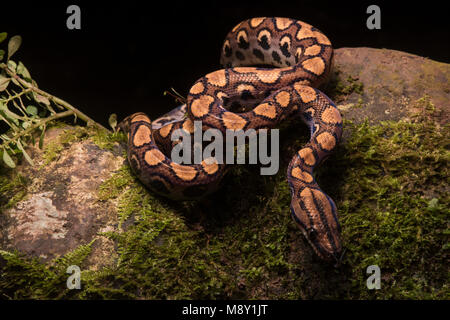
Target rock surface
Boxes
[0,128,123,268]
[331,47,449,125]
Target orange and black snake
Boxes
[118,17,344,264]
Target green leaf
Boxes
[7,60,17,72]
[21,121,30,129]
[17,139,34,166]
[0,102,22,120]
[2,149,16,168]
[0,32,7,44]
[0,49,5,61]
[26,105,38,116]
[7,35,22,61]
[33,92,50,106]
[108,113,117,131]
[0,75,10,91]
[17,61,31,81]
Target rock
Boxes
[0,126,124,268]
[330,47,449,125]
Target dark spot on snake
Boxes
[235,50,245,61]
[295,46,304,63]
[258,35,270,50]
[252,48,264,61]
[221,96,230,107]
[183,185,208,198]
[224,44,232,57]
[238,36,249,49]
[240,90,254,101]
[129,155,140,172]
[303,110,313,122]
[272,51,281,64]
[230,101,243,111]
[280,42,291,57]
[147,179,170,195]
[285,60,291,66]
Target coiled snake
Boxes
[118,17,343,263]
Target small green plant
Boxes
[0,32,108,169]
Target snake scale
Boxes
[118,17,344,263]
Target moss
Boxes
[0,172,28,210]
[40,123,124,166]
[328,70,365,102]
[0,240,95,299]
[0,100,448,299]
[90,128,126,151]
[331,117,449,299]
[98,166,134,202]
[354,97,364,109]
[41,125,90,165]
[413,95,440,121]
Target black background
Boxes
[2,0,449,128]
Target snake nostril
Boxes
[307,227,318,240]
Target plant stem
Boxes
[2,110,74,148]
[0,63,110,132]
[4,88,31,104]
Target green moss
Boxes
[98,166,134,202]
[41,125,90,165]
[415,95,436,114]
[331,118,449,299]
[40,124,123,166]
[328,71,365,101]
[91,128,126,151]
[0,240,95,299]
[0,102,448,299]
[0,172,28,210]
[94,165,235,299]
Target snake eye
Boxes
[308,227,318,240]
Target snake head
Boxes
[290,189,343,265]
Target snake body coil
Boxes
[119,17,343,263]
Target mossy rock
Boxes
[0,48,449,299]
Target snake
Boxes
[118,17,344,264]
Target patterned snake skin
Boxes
[118,17,344,263]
